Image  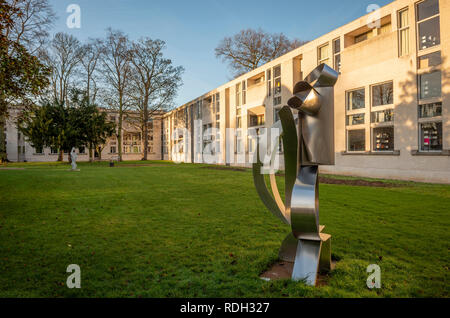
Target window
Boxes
[273,65,281,96]
[372,109,394,123]
[242,81,246,105]
[418,102,442,118]
[373,126,394,151]
[346,114,365,126]
[318,43,330,66]
[372,82,394,106]
[267,69,272,97]
[419,71,441,100]
[418,51,441,68]
[236,83,241,107]
[274,108,280,122]
[346,89,365,110]
[398,8,410,56]
[416,0,440,50]
[248,135,256,154]
[215,93,220,112]
[236,130,243,153]
[420,122,442,151]
[355,30,374,44]
[236,116,242,128]
[379,23,391,35]
[110,146,117,154]
[249,114,265,127]
[333,38,341,73]
[50,147,58,154]
[34,146,43,154]
[196,100,202,119]
[79,147,85,154]
[347,130,365,152]
[273,96,281,106]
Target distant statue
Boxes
[70,147,78,171]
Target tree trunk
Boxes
[89,144,93,163]
[117,90,124,162]
[143,104,149,161]
[58,149,64,162]
[0,95,8,162]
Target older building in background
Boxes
[4,107,164,162]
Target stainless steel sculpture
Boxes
[253,64,338,286]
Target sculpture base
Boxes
[260,260,336,285]
[276,227,332,286]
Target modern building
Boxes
[3,0,449,183]
[163,0,449,184]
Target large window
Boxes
[418,51,441,69]
[416,0,440,50]
[273,65,281,95]
[235,83,241,107]
[372,82,394,106]
[274,108,280,122]
[347,129,365,152]
[355,30,374,44]
[418,102,442,118]
[420,122,442,151]
[373,126,394,152]
[346,114,365,126]
[318,43,330,66]
[346,89,365,110]
[372,109,394,123]
[242,81,247,105]
[34,146,43,154]
[266,69,272,97]
[419,70,441,100]
[398,8,410,56]
[273,65,281,105]
[333,38,341,73]
[215,93,220,113]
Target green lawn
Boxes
[0,161,449,297]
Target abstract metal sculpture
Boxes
[253,64,338,286]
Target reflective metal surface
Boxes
[252,64,338,286]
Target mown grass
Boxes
[0,161,449,297]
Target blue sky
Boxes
[48,0,394,106]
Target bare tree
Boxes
[129,38,184,160]
[5,0,56,53]
[79,38,103,104]
[42,32,82,105]
[215,28,307,77]
[100,28,132,162]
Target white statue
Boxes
[70,147,78,171]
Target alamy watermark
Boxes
[366,264,381,289]
[66,4,81,29]
[66,264,81,288]
[170,121,281,174]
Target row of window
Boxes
[348,121,443,153]
[347,81,394,112]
